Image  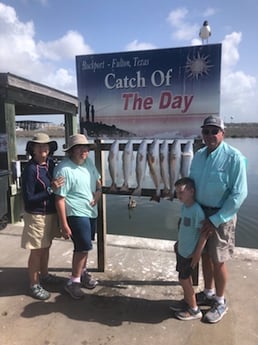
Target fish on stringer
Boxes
[121,140,134,192]
[108,140,120,192]
[169,139,181,200]
[147,139,161,202]
[181,140,193,178]
[132,139,148,197]
[160,139,171,198]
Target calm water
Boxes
[17,137,258,249]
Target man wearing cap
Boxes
[54,134,102,299]
[189,115,248,323]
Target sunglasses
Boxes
[202,128,221,135]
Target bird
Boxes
[199,20,211,44]
[128,196,137,209]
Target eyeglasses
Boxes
[202,128,221,135]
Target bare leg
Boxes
[72,252,88,278]
[201,252,215,290]
[40,247,50,277]
[28,249,41,286]
[180,277,197,309]
[213,261,227,297]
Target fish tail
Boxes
[120,183,129,192]
[162,188,171,198]
[109,183,118,193]
[150,195,161,203]
[132,187,142,196]
[169,189,176,201]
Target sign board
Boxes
[76,44,221,139]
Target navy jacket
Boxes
[22,157,57,214]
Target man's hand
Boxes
[201,218,216,237]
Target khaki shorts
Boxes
[21,212,61,249]
[206,215,237,263]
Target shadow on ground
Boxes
[21,292,174,326]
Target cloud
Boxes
[166,7,258,122]
[37,30,93,61]
[220,32,257,121]
[125,40,157,51]
[167,8,199,41]
[202,7,217,17]
[43,68,77,95]
[0,3,257,123]
[0,3,91,94]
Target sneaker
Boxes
[40,274,62,285]
[203,301,228,323]
[64,282,85,300]
[175,307,202,321]
[29,284,50,300]
[81,271,98,289]
[196,291,215,306]
[169,299,188,312]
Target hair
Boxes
[174,177,196,191]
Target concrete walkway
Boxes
[1,222,258,345]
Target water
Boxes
[16,137,258,249]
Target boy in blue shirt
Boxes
[171,177,208,321]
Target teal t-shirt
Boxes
[178,202,205,258]
[54,157,100,218]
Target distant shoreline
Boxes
[15,127,65,138]
[15,123,258,138]
[224,122,258,138]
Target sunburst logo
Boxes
[185,51,213,80]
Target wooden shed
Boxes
[0,72,78,223]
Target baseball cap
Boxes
[201,115,225,130]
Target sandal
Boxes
[29,284,50,300]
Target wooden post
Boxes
[94,140,107,271]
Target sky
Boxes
[0,0,257,124]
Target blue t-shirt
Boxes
[54,157,100,218]
[178,202,205,258]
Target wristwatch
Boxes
[47,186,53,195]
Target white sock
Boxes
[68,276,81,284]
[204,288,215,297]
[215,295,225,304]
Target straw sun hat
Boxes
[63,134,90,152]
[26,132,58,155]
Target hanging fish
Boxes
[169,139,181,200]
[132,139,148,196]
[147,139,161,202]
[108,140,119,192]
[160,140,170,198]
[181,140,193,178]
[121,140,134,192]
